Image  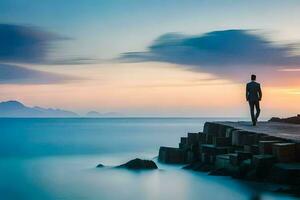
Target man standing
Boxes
[246,74,262,126]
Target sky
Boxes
[0,0,300,117]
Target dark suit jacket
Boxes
[246,81,262,102]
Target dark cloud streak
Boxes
[0,24,88,84]
[0,24,102,65]
[0,64,77,84]
[120,30,300,82]
[0,24,69,63]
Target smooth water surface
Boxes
[0,118,297,200]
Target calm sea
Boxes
[0,118,296,200]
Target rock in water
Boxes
[116,158,158,170]
[96,164,104,168]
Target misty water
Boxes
[0,118,297,200]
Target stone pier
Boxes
[158,121,300,185]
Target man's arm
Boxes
[258,84,262,100]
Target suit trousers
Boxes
[248,101,260,125]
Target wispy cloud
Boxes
[0,63,77,84]
[0,24,100,65]
[277,68,300,72]
[120,29,300,83]
[0,24,91,84]
[129,77,230,88]
[47,57,102,65]
[0,24,69,63]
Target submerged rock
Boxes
[116,158,158,170]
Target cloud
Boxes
[0,63,77,84]
[0,24,89,84]
[129,77,229,88]
[0,24,102,65]
[0,24,69,63]
[120,29,300,83]
[47,57,102,65]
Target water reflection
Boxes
[0,118,297,200]
[0,155,296,200]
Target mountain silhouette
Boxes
[0,100,78,117]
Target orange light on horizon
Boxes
[0,62,299,117]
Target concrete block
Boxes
[179,142,189,150]
[252,154,276,167]
[201,144,229,163]
[158,146,187,164]
[179,137,188,150]
[235,131,257,146]
[272,143,296,163]
[271,163,300,185]
[203,122,220,136]
[243,134,257,146]
[253,134,265,144]
[252,145,259,155]
[190,143,200,161]
[237,151,253,161]
[195,148,203,161]
[259,140,281,154]
[229,151,252,166]
[252,154,276,178]
[180,137,187,144]
[244,145,259,155]
[244,145,251,152]
[215,154,231,169]
[201,144,229,154]
[237,131,248,146]
[218,124,231,137]
[229,153,239,165]
[179,142,184,149]
[213,137,231,147]
[206,135,213,144]
[232,130,240,146]
[187,133,199,146]
[296,143,300,162]
[259,135,284,142]
[225,128,235,138]
[187,151,195,163]
[198,132,207,144]
[232,130,256,146]
[203,122,231,137]
[201,153,211,164]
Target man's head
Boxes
[251,74,256,81]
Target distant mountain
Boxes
[86,111,102,117]
[86,111,119,117]
[0,100,78,117]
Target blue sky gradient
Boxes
[1,0,300,116]
[1,0,300,59]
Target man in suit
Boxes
[246,74,262,126]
